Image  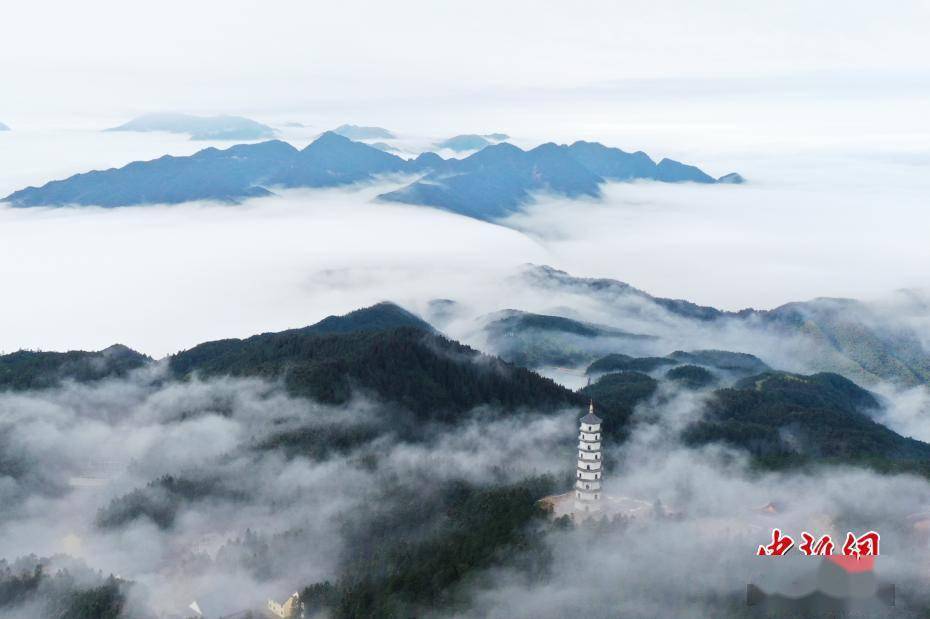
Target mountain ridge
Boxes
[521,265,930,387]
[3,300,929,475]
[3,133,740,221]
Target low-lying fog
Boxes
[2,367,930,617]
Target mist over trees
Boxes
[2,297,930,617]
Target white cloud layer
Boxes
[0,183,545,356]
[2,132,930,357]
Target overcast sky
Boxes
[4,0,930,126]
[4,1,930,158]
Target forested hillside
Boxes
[0,344,149,391]
[170,326,583,422]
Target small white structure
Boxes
[574,401,603,513]
[267,592,300,618]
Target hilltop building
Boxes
[537,401,653,522]
[574,401,603,513]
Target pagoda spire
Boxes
[574,401,603,514]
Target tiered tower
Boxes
[574,401,603,513]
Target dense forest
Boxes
[0,345,148,391]
[96,474,248,530]
[584,349,768,378]
[169,326,584,424]
[586,353,677,375]
[579,366,930,475]
[665,364,717,389]
[300,475,563,617]
[579,370,658,437]
[0,560,131,619]
[685,371,930,466]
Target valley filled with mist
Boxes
[3,253,930,617]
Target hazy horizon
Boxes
[4,2,930,356]
[2,115,930,356]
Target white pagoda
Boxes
[574,401,603,513]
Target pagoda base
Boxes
[538,491,655,522]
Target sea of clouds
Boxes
[2,117,930,358]
[2,92,930,615]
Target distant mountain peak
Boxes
[437,134,491,152]
[435,133,510,152]
[518,264,727,321]
[413,152,444,167]
[100,343,145,357]
[301,131,399,156]
[466,141,524,160]
[528,142,563,154]
[305,301,435,335]
[107,112,275,141]
[308,130,352,146]
[717,172,746,184]
[332,124,395,140]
